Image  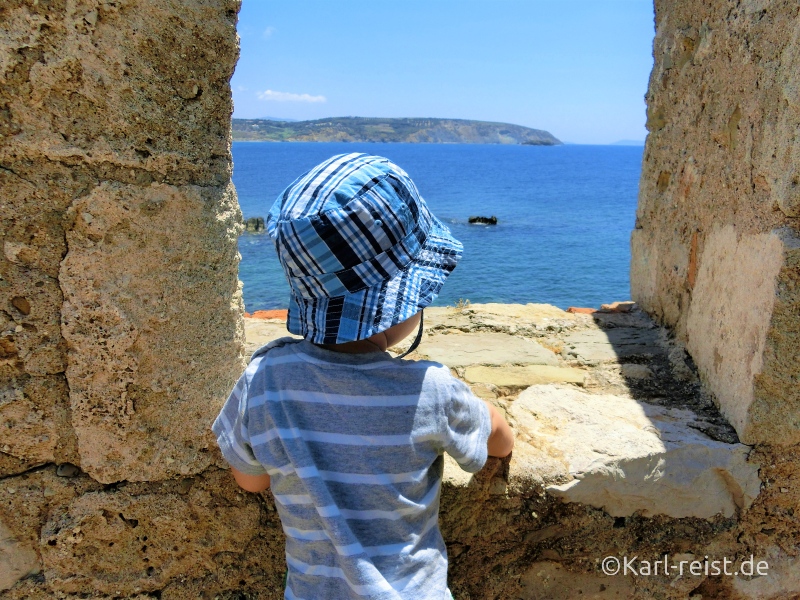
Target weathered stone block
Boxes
[632,0,800,445]
[512,385,761,518]
[0,453,41,478]
[0,467,286,598]
[40,476,262,595]
[686,226,800,444]
[0,0,240,187]
[419,332,559,367]
[0,375,76,467]
[0,164,73,440]
[0,466,104,591]
[2,0,246,480]
[60,182,244,483]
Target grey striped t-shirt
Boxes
[212,337,491,600]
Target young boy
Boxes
[212,153,514,600]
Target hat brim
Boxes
[287,214,462,344]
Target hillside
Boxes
[232,117,561,145]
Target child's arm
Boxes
[484,401,514,458]
[230,467,271,492]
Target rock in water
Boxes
[468,215,498,225]
[245,216,265,232]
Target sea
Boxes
[233,142,643,312]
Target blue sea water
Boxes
[234,142,643,312]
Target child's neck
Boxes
[319,334,388,354]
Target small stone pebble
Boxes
[56,463,81,477]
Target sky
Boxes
[232,1,656,145]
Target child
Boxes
[213,153,514,599]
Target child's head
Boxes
[266,153,462,345]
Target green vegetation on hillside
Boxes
[232,117,561,145]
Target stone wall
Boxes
[2,0,800,598]
[0,0,246,592]
[631,0,800,446]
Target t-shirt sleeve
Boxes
[211,373,268,476]
[441,376,492,473]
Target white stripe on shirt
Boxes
[285,553,417,597]
[250,427,411,447]
[216,411,262,467]
[273,494,314,505]
[283,511,439,558]
[275,479,440,519]
[295,465,428,485]
[249,389,422,408]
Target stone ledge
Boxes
[510,385,760,519]
[419,304,760,521]
[246,303,761,521]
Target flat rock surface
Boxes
[421,303,576,335]
[0,519,39,591]
[563,327,662,363]
[243,319,300,357]
[730,545,800,599]
[510,385,761,519]
[418,332,560,367]
[463,303,576,330]
[519,561,634,599]
[464,365,585,388]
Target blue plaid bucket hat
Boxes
[266,153,463,344]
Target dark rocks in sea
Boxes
[245,217,265,233]
[468,215,498,225]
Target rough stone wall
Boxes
[1,0,244,479]
[632,0,800,445]
[2,0,799,598]
[1,0,245,591]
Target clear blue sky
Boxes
[232,1,655,145]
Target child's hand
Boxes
[484,401,514,457]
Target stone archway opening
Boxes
[2,0,800,597]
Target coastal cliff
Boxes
[232,117,562,145]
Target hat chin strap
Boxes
[396,310,424,359]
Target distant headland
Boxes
[232,117,562,145]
